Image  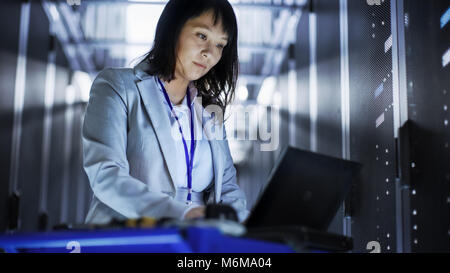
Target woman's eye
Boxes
[197,33,206,40]
[197,33,225,49]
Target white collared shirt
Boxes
[154,76,214,195]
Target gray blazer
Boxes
[82,59,249,224]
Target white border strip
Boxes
[9,2,31,197]
[288,60,298,147]
[340,0,350,161]
[39,49,56,216]
[385,34,393,53]
[60,84,75,224]
[309,12,318,152]
[442,47,450,68]
[340,0,352,239]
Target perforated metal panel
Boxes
[347,0,397,252]
[402,0,450,252]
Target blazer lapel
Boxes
[136,78,179,191]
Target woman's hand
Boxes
[184,206,206,219]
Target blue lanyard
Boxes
[157,77,196,204]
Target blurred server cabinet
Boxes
[314,0,344,236]
[0,0,22,232]
[0,1,91,233]
[17,0,51,232]
[401,0,450,252]
[239,0,449,252]
[346,0,397,252]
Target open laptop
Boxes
[242,145,362,251]
[245,145,362,230]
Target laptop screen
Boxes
[245,146,362,231]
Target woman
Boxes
[82,0,249,224]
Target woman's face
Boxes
[174,10,229,82]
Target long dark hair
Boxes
[134,0,239,121]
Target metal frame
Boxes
[288,56,297,147]
[42,1,80,71]
[49,0,307,94]
[57,3,96,74]
[340,0,350,163]
[60,84,76,224]
[339,0,351,239]
[391,0,410,253]
[249,7,303,106]
[308,11,317,152]
[8,2,31,229]
[65,0,308,11]
[41,1,95,74]
[38,34,57,229]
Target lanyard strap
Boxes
[157,77,196,204]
